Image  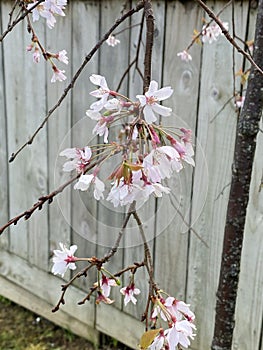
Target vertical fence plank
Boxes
[70,0,100,296]
[0,3,9,250]
[187,2,249,349]
[2,3,48,268]
[154,1,203,303]
[46,2,72,265]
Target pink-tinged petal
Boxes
[90,74,108,90]
[60,148,78,158]
[146,80,158,95]
[154,86,173,100]
[160,146,180,160]
[133,288,141,295]
[62,160,77,172]
[143,105,157,123]
[136,94,147,106]
[151,103,172,117]
[86,109,101,120]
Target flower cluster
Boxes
[26,1,68,82]
[51,243,141,306]
[177,21,229,62]
[27,0,67,29]
[60,74,195,207]
[147,296,196,349]
[201,21,229,44]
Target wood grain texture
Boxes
[154,0,203,303]
[2,2,49,267]
[0,3,9,250]
[70,0,100,291]
[46,1,72,262]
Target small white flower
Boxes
[60,146,92,173]
[136,80,173,123]
[165,297,195,321]
[74,174,105,200]
[52,242,77,277]
[57,49,68,64]
[51,66,66,83]
[202,22,229,44]
[106,34,120,47]
[120,284,141,306]
[99,274,117,297]
[177,50,192,62]
[89,74,112,111]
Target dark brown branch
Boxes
[0,153,111,235]
[212,0,263,348]
[143,0,154,92]
[9,1,144,163]
[52,263,96,312]
[0,0,45,42]
[195,0,263,75]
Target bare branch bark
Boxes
[211,1,263,348]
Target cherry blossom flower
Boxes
[33,47,41,63]
[165,297,195,322]
[143,146,181,182]
[56,49,69,64]
[99,274,117,297]
[106,34,120,47]
[51,65,66,83]
[86,110,115,143]
[51,242,77,277]
[136,80,173,123]
[120,284,141,306]
[96,291,114,305]
[28,0,67,29]
[165,320,196,349]
[60,146,92,173]
[177,50,192,62]
[74,174,105,200]
[89,74,113,111]
[202,22,229,44]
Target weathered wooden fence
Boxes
[0,0,262,349]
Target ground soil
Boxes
[0,296,126,350]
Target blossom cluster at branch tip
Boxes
[60,74,195,206]
[106,34,120,47]
[202,21,229,44]
[177,50,192,62]
[27,0,68,29]
[148,296,196,349]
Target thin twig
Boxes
[9,1,144,162]
[0,0,45,42]
[195,0,263,75]
[0,153,111,235]
[52,263,96,312]
[115,11,145,92]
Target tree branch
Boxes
[143,0,154,92]
[8,1,144,163]
[195,0,263,76]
